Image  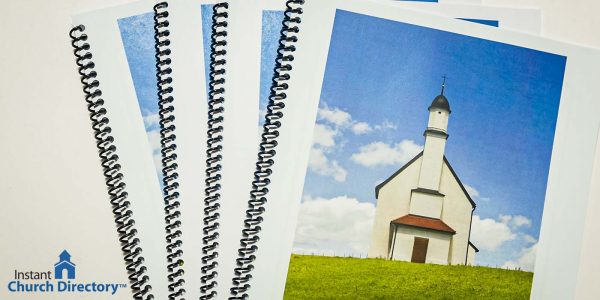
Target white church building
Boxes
[368,83,479,265]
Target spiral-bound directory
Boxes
[152,1,214,299]
[227,0,600,299]
[69,1,215,298]
[196,1,263,299]
[70,26,159,299]
[70,2,169,298]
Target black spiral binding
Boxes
[153,3,186,300]
[230,0,304,299]
[200,2,229,299]
[69,25,154,300]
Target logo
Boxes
[6,250,127,295]
[54,250,75,280]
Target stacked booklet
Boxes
[61,0,600,299]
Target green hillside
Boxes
[284,255,532,299]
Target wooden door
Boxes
[411,237,429,263]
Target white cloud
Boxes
[499,215,512,224]
[312,124,337,148]
[293,195,375,256]
[258,107,267,121]
[143,113,160,128]
[464,184,480,199]
[502,242,537,272]
[351,122,373,135]
[522,234,537,244]
[317,106,352,127]
[374,120,397,131]
[147,130,161,153]
[472,215,539,270]
[146,130,163,175]
[308,148,347,182]
[314,105,395,139]
[308,117,348,181]
[470,215,517,251]
[351,140,423,167]
[512,215,532,228]
[500,214,532,228]
[464,184,491,202]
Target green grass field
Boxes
[283,255,533,299]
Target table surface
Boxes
[1,1,598,299]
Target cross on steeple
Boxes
[441,75,448,95]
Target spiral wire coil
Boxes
[69,25,154,300]
[200,2,229,299]
[229,0,304,298]
[154,2,186,299]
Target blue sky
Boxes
[118,13,163,178]
[289,10,566,271]
[258,11,498,123]
[201,5,213,96]
[259,11,286,123]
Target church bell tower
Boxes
[409,78,451,219]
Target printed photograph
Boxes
[283,10,566,299]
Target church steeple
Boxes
[428,76,451,113]
[418,78,452,192]
[441,75,446,95]
[407,78,452,219]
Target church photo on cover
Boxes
[290,9,567,280]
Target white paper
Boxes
[389,2,541,34]
[245,1,600,299]
[204,0,263,298]
[440,0,482,4]
[161,1,212,299]
[0,0,139,298]
[216,0,542,297]
[71,0,212,298]
[574,128,600,300]
[72,1,168,298]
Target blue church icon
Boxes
[54,250,76,279]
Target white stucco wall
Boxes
[390,226,452,265]
[368,156,422,258]
[438,161,474,265]
[369,154,475,265]
[418,136,446,191]
[409,190,443,218]
[417,109,449,190]
[427,108,449,133]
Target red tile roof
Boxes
[391,214,456,234]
